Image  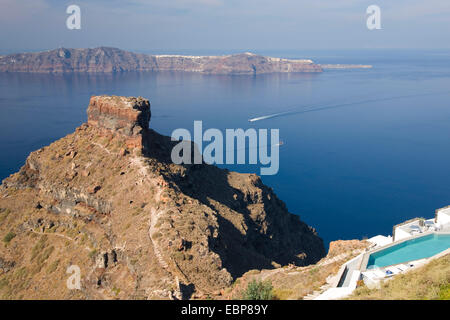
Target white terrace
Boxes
[393,206,450,241]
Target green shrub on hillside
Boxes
[439,284,450,300]
[242,279,274,300]
[3,232,16,244]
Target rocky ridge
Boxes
[0,47,322,74]
[0,95,325,299]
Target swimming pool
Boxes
[366,233,450,269]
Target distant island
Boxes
[0,47,371,75]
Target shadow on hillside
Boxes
[143,129,325,279]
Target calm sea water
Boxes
[1,50,450,245]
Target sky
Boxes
[0,0,449,54]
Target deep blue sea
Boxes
[1,49,450,246]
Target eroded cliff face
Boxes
[0,47,322,74]
[0,96,325,300]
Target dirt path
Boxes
[30,229,92,252]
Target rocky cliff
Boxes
[0,95,325,299]
[0,47,322,74]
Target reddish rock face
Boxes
[87,95,151,149]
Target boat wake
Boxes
[248,112,294,122]
[248,92,450,122]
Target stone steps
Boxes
[302,283,333,300]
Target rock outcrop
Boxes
[87,96,151,150]
[0,95,325,300]
[0,47,322,74]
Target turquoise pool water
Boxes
[367,234,450,269]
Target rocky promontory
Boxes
[0,95,325,299]
[0,47,322,74]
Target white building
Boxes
[436,206,450,228]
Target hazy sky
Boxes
[1,0,449,53]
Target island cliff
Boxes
[0,47,322,75]
[0,95,325,299]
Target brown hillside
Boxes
[0,95,325,299]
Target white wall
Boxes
[436,207,450,227]
[394,227,411,241]
[315,287,354,300]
